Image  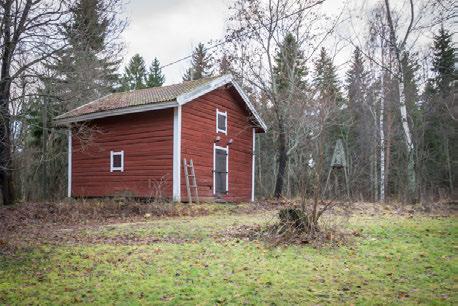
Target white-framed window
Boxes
[216,109,227,134]
[110,150,124,172]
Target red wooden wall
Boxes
[71,109,174,198]
[181,86,255,202]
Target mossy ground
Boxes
[0,205,456,305]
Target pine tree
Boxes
[46,0,120,110]
[346,48,367,110]
[121,54,147,90]
[183,43,213,81]
[313,47,342,104]
[273,33,308,92]
[146,57,165,87]
[271,33,308,198]
[218,54,232,75]
[27,0,122,199]
[422,26,456,194]
[432,26,455,97]
[345,47,371,197]
[313,47,346,189]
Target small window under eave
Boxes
[216,109,227,134]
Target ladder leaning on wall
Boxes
[183,158,200,204]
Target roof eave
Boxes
[230,80,268,132]
[54,100,179,126]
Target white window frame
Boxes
[216,109,227,134]
[110,150,124,172]
[213,144,229,195]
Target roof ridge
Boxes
[121,75,224,95]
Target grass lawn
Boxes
[0,206,456,305]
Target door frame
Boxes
[213,144,229,195]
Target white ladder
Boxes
[183,158,200,204]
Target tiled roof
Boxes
[56,76,221,120]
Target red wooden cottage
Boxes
[55,75,267,202]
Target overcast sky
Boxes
[121,0,344,84]
[121,0,229,84]
[120,0,446,85]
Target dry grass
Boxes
[0,205,456,305]
[0,198,210,227]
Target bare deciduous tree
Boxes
[0,0,66,205]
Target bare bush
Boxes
[235,199,353,247]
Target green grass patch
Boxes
[82,212,274,240]
[1,213,456,305]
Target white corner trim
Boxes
[173,106,182,202]
[110,150,124,172]
[55,100,179,125]
[216,108,228,134]
[213,143,215,195]
[251,128,256,202]
[226,146,229,193]
[67,128,72,198]
[213,145,229,195]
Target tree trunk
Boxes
[42,95,48,200]
[0,0,15,205]
[274,122,288,198]
[398,81,416,201]
[444,136,453,194]
[0,90,14,205]
[379,59,385,202]
[385,99,393,199]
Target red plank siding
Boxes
[181,87,255,202]
[71,109,174,197]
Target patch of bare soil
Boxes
[233,200,286,214]
[0,199,209,253]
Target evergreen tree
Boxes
[345,47,371,197]
[218,54,232,75]
[313,47,346,189]
[313,47,342,104]
[346,48,368,110]
[273,33,308,92]
[271,33,308,198]
[183,43,213,81]
[46,0,120,110]
[121,54,147,90]
[146,57,165,87]
[422,26,456,194]
[431,26,455,97]
[27,0,122,199]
